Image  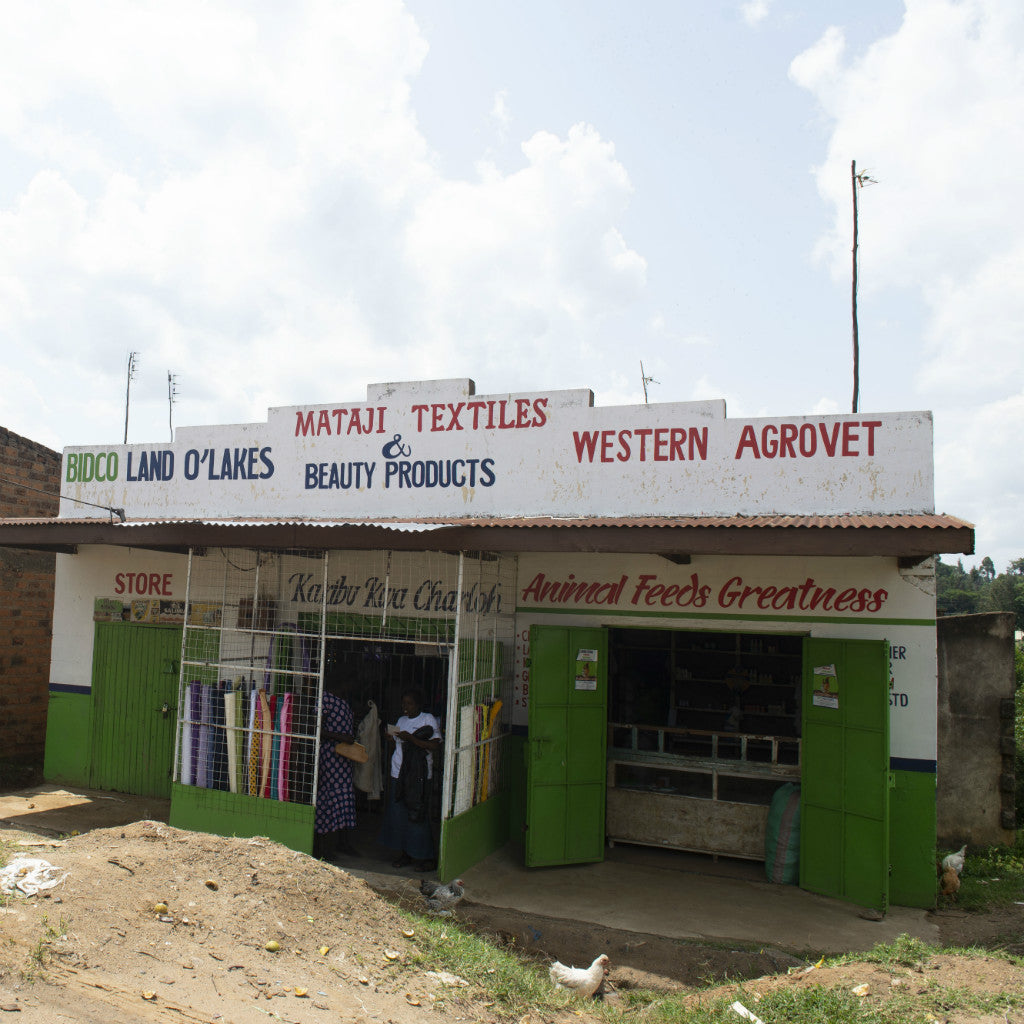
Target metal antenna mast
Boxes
[124,351,139,444]
[168,372,179,442]
[851,160,876,414]
[640,360,659,404]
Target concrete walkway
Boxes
[344,823,938,955]
[451,843,938,955]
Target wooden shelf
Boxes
[606,721,801,861]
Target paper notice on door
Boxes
[812,668,839,709]
[575,650,598,689]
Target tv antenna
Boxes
[851,160,877,414]
[640,360,659,404]
[124,351,139,444]
[167,372,179,442]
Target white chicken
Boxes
[942,844,967,876]
[549,953,610,999]
[419,877,465,914]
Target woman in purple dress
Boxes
[314,677,357,859]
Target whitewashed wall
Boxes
[51,548,188,688]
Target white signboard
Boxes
[59,378,934,520]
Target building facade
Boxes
[0,379,974,911]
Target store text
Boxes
[521,571,889,614]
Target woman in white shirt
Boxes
[378,688,442,872]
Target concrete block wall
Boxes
[937,611,1017,849]
[1,426,61,766]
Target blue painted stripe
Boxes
[890,757,936,773]
[48,683,91,695]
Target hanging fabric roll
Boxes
[259,689,273,798]
[181,681,195,786]
[278,692,292,802]
[480,699,503,802]
[247,687,260,797]
[196,684,213,789]
[224,686,238,794]
[233,687,246,794]
[269,695,282,800]
[209,681,229,791]
[189,681,202,786]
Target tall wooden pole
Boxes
[851,160,860,414]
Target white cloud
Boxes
[791,0,1024,566]
[741,0,773,29]
[0,3,646,449]
[403,123,646,382]
[489,89,512,140]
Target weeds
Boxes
[832,933,936,970]
[952,838,1024,911]
[19,914,68,982]
[396,914,1024,1024]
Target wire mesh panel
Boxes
[176,549,325,806]
[319,549,461,645]
[443,552,518,819]
[176,546,515,827]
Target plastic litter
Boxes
[730,1001,765,1024]
[0,857,68,897]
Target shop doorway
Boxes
[605,627,803,863]
[90,622,182,798]
[323,637,449,862]
[528,625,890,910]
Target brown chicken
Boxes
[939,866,960,899]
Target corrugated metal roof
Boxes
[0,511,975,558]
[1,512,974,530]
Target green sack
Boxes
[764,782,801,884]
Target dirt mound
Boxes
[0,821,495,1023]
[1,818,1022,1023]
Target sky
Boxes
[0,0,1020,570]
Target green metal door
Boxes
[525,625,607,867]
[800,637,890,911]
[91,623,182,798]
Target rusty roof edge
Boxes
[0,512,975,529]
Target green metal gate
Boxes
[91,622,182,798]
[525,625,608,866]
[800,637,890,911]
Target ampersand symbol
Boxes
[382,433,412,458]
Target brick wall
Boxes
[1,426,61,767]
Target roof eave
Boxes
[0,518,976,558]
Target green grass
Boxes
[20,914,69,983]
[831,933,1024,973]
[950,838,1024,911]
[392,911,1024,1024]
[399,911,557,1013]
[830,933,935,970]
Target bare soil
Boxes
[0,794,1022,1023]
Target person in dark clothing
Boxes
[378,689,442,872]
[314,675,358,860]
